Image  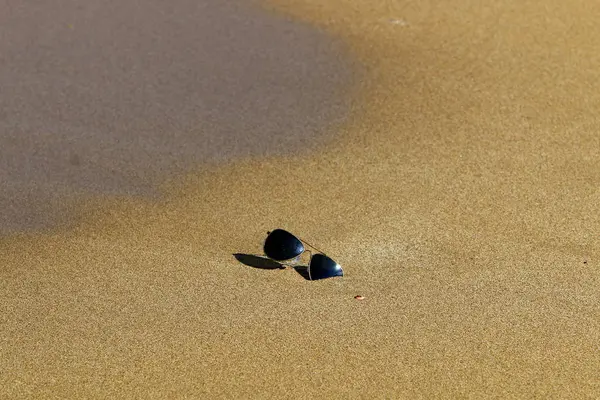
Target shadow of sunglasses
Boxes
[263,229,343,280]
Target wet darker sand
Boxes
[0,0,355,233]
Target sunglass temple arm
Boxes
[296,236,328,256]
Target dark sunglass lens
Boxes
[308,254,343,280]
[264,229,304,261]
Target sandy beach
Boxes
[2,0,600,398]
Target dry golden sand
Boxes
[2,0,600,398]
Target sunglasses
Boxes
[263,229,343,280]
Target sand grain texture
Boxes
[2,0,600,398]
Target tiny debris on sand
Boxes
[389,18,409,27]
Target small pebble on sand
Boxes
[354,295,365,300]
